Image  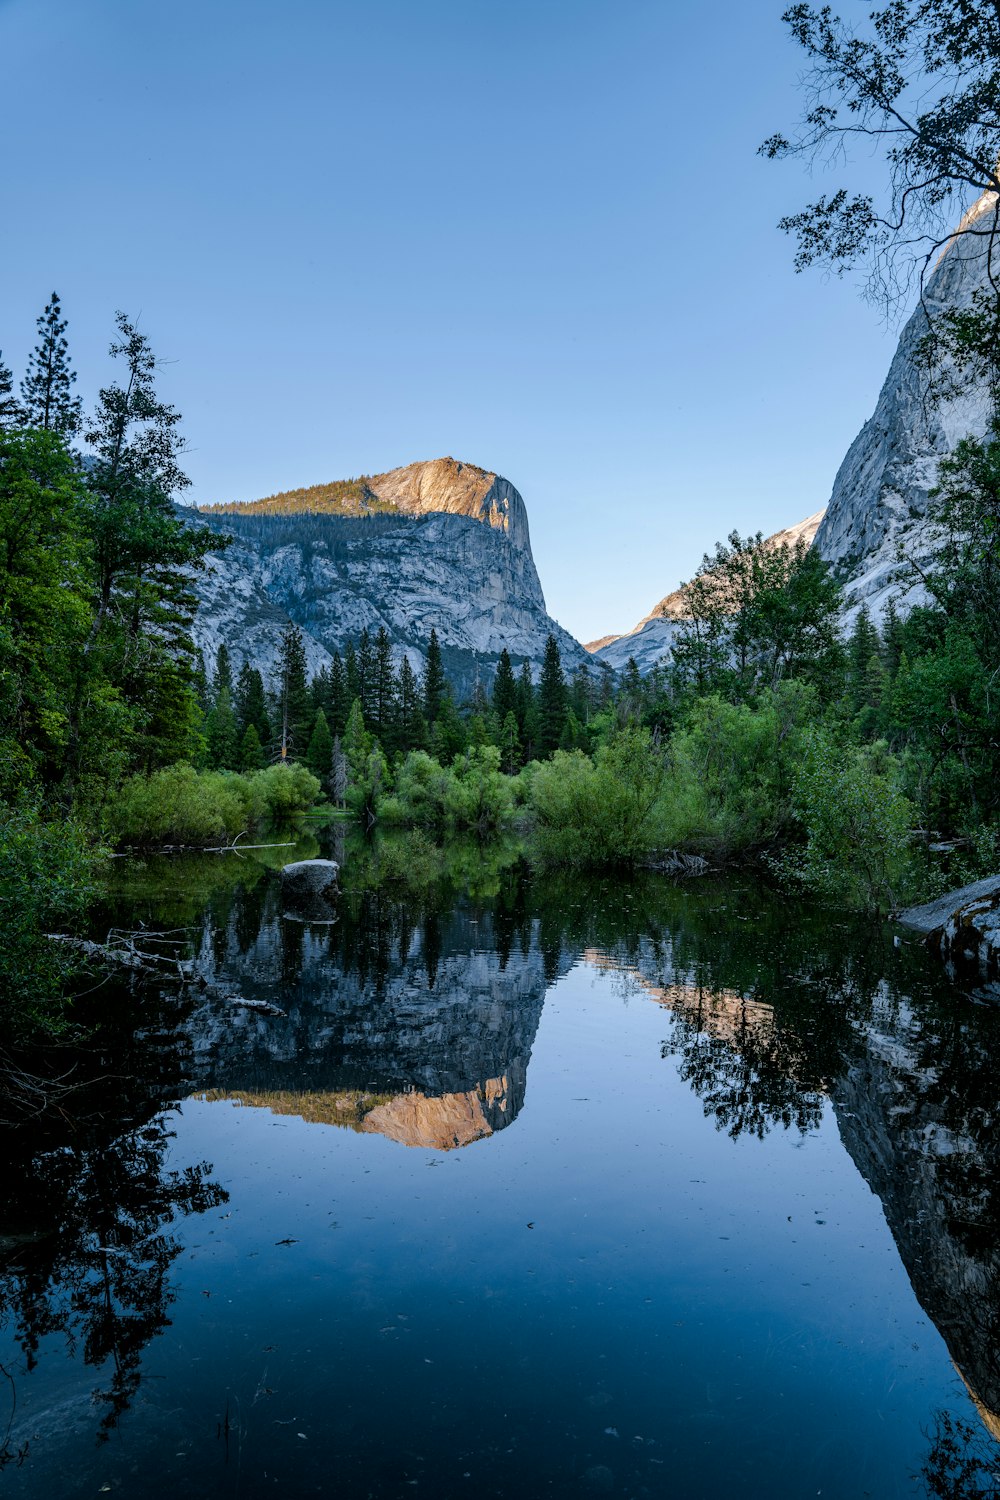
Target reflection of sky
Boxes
[4,932,992,1498]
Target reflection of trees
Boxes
[661,987,826,1139]
[0,1115,226,1444]
[921,1412,1000,1499]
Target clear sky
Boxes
[0,0,909,642]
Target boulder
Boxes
[280,859,339,922]
[898,874,1000,979]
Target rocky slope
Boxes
[190,457,585,692]
[814,190,999,620]
[587,510,825,674]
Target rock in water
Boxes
[280,859,340,922]
[898,874,1000,981]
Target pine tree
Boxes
[306,707,334,780]
[558,707,587,752]
[570,661,593,723]
[499,710,522,773]
[275,623,312,758]
[373,627,398,744]
[433,695,467,762]
[492,647,518,725]
[206,684,239,769]
[0,351,24,430]
[213,643,233,699]
[516,659,539,759]
[20,293,82,435]
[343,698,372,782]
[235,661,270,743]
[328,650,348,735]
[356,628,378,723]
[238,722,266,771]
[344,641,360,708]
[423,627,447,727]
[537,635,567,756]
[397,655,427,750]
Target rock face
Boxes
[898,874,1000,987]
[189,457,586,693]
[813,191,999,620]
[587,511,825,675]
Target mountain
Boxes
[587,510,825,674]
[814,189,998,621]
[190,457,586,691]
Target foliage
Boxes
[108,762,320,847]
[783,732,914,910]
[0,803,104,1038]
[529,725,666,867]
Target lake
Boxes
[2,828,998,1499]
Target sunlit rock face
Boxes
[179,889,574,1149]
[814,194,999,624]
[187,457,586,694]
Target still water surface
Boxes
[2,831,999,1498]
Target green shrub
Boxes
[529,726,666,867]
[0,803,104,1038]
[783,731,914,909]
[108,762,320,847]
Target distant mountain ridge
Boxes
[189,457,586,690]
[587,510,826,674]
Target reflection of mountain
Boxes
[832,996,1000,1441]
[589,934,1000,1443]
[182,891,574,1149]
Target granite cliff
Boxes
[814,190,999,620]
[190,457,586,692]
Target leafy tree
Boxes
[20,292,82,435]
[762,0,1000,368]
[422,627,447,727]
[492,647,518,724]
[306,707,333,781]
[537,635,567,756]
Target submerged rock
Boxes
[898,875,1000,980]
[280,859,339,921]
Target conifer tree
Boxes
[423,627,447,727]
[492,647,518,725]
[0,351,24,429]
[516,659,539,759]
[344,641,360,708]
[213,643,233,699]
[538,635,567,756]
[570,661,593,724]
[20,293,82,435]
[206,684,238,769]
[356,628,378,723]
[343,698,372,782]
[397,656,427,750]
[275,623,312,758]
[373,627,398,744]
[238,722,266,771]
[328,650,348,735]
[235,661,269,744]
[499,710,522,774]
[306,707,333,780]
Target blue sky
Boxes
[1,0,908,641]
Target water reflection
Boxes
[3,833,1000,1486]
